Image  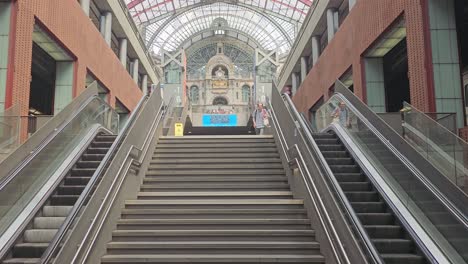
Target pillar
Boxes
[427,0,464,127]
[349,0,356,10]
[326,8,339,43]
[103,12,112,46]
[119,38,127,67]
[0,2,12,110]
[311,36,320,66]
[54,62,74,114]
[141,75,148,94]
[300,57,308,83]
[99,15,106,35]
[291,72,299,95]
[80,0,91,17]
[364,58,385,112]
[132,59,139,82]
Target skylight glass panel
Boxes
[126,0,314,55]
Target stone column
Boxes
[132,59,139,82]
[291,72,298,95]
[141,74,148,94]
[311,36,320,66]
[103,12,112,46]
[300,57,308,83]
[326,8,339,43]
[80,0,91,16]
[119,38,127,67]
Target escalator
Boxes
[314,132,427,264]
[1,133,116,263]
[0,81,153,264]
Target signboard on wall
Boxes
[202,114,237,127]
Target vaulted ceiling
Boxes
[125,0,313,55]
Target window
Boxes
[242,85,250,102]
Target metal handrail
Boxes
[0,95,114,192]
[267,98,350,264]
[281,94,383,263]
[40,93,151,264]
[69,94,172,264]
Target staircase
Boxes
[313,132,428,264]
[2,134,117,264]
[101,135,326,263]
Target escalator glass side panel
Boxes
[0,97,119,239]
[401,102,468,196]
[315,94,468,262]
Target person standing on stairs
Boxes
[253,103,269,135]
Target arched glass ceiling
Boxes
[125,0,313,55]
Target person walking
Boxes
[253,103,268,135]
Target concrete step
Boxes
[125,201,304,210]
[111,229,316,242]
[149,163,284,170]
[116,219,311,230]
[139,183,290,191]
[158,138,275,144]
[153,153,280,159]
[145,169,285,176]
[106,241,321,254]
[101,254,326,263]
[156,143,278,148]
[136,191,293,200]
[154,148,279,153]
[150,158,282,164]
[120,208,307,219]
[143,176,288,183]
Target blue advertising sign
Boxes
[202,114,237,127]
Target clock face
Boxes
[217,71,223,77]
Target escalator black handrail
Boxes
[39,91,151,264]
[0,94,112,192]
[280,93,383,264]
[330,90,468,227]
[267,97,352,264]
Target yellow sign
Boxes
[174,123,184,137]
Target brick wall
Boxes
[292,0,434,115]
[7,0,143,139]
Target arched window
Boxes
[190,86,199,103]
[242,85,250,103]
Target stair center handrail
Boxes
[39,88,152,264]
[268,95,352,264]
[68,92,171,264]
